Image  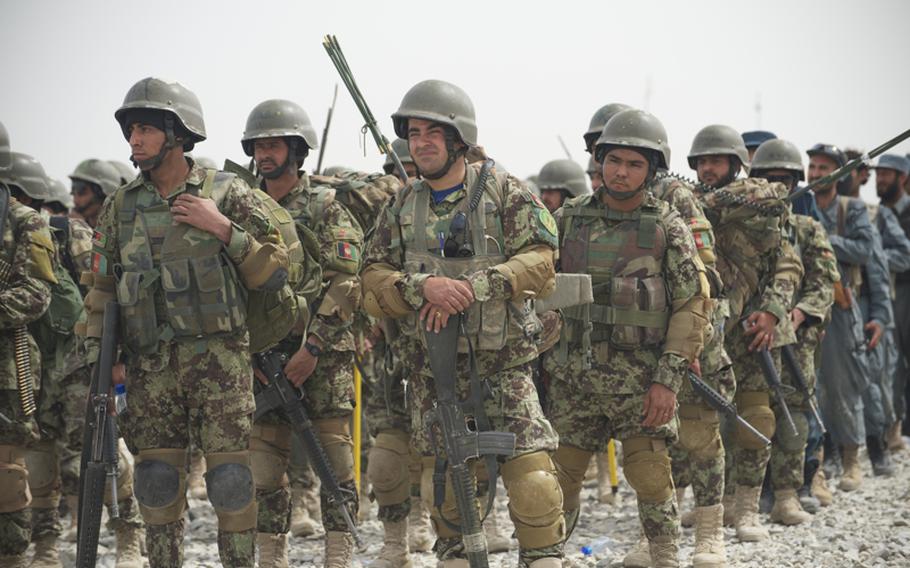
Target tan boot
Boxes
[733,485,768,542]
[769,489,811,526]
[257,532,289,568]
[324,531,354,568]
[648,535,680,568]
[115,522,144,568]
[61,495,79,543]
[440,560,469,568]
[29,534,61,568]
[838,444,862,492]
[187,452,207,500]
[677,487,695,528]
[721,493,735,527]
[692,504,726,568]
[596,452,616,504]
[369,518,412,568]
[528,558,563,567]
[887,421,906,452]
[484,512,512,553]
[0,554,27,568]
[811,469,833,507]
[407,496,434,553]
[290,486,319,538]
[623,533,652,568]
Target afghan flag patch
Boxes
[693,231,713,249]
[92,230,107,248]
[336,242,359,261]
[91,252,108,274]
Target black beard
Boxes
[880,181,901,202]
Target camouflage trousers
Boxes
[254,345,356,536]
[118,338,256,568]
[547,379,679,541]
[0,391,40,556]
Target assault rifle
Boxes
[781,344,826,433]
[687,371,771,447]
[424,315,516,568]
[253,349,363,549]
[742,320,798,436]
[76,301,121,567]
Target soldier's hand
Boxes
[286,346,318,387]
[423,276,474,314]
[790,308,806,331]
[689,358,701,377]
[642,383,677,428]
[171,194,233,244]
[744,311,777,352]
[865,321,883,350]
[419,303,451,333]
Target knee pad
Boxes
[135,448,187,525]
[205,451,257,532]
[367,429,410,506]
[551,444,592,512]
[250,424,291,491]
[622,437,674,503]
[775,411,808,453]
[24,441,60,508]
[735,391,776,450]
[0,445,32,513]
[678,404,723,461]
[419,455,460,539]
[314,417,354,484]
[501,451,566,548]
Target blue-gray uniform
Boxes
[815,195,875,446]
[887,193,910,424]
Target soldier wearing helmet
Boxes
[537,159,589,212]
[362,80,565,568]
[42,179,73,216]
[689,124,751,188]
[81,77,291,568]
[545,109,710,567]
[108,160,137,186]
[383,138,417,179]
[69,158,121,228]
[242,98,364,567]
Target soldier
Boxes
[108,160,137,187]
[0,121,57,568]
[582,104,631,197]
[547,109,710,568]
[749,139,838,524]
[383,138,418,178]
[42,179,73,217]
[536,159,589,213]
[808,143,877,494]
[242,98,363,567]
[692,125,803,542]
[740,130,777,162]
[69,158,121,228]
[362,79,565,568]
[877,154,910,452]
[82,77,291,568]
[585,156,602,191]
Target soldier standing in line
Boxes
[536,159,590,213]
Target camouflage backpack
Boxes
[28,243,84,368]
[310,170,402,237]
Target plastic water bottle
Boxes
[114,383,128,415]
[581,536,615,557]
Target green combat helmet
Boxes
[383,138,414,175]
[583,103,632,153]
[114,77,206,170]
[0,152,52,201]
[594,109,670,169]
[538,159,590,197]
[687,124,750,171]
[0,120,11,172]
[241,99,318,179]
[750,139,805,181]
[47,178,75,210]
[70,159,122,196]
[108,160,136,185]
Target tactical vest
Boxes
[557,197,670,357]
[113,170,246,355]
[390,169,537,353]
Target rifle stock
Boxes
[781,344,826,433]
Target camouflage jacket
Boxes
[277,173,363,352]
[790,213,838,326]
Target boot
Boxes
[797,485,819,514]
[29,534,61,568]
[866,435,895,477]
[769,489,811,526]
[187,452,207,500]
[257,532,289,568]
[677,487,695,528]
[440,560,469,567]
[528,559,563,567]
[648,535,679,568]
[822,435,842,478]
[733,485,768,542]
[324,531,354,568]
[721,494,735,527]
[290,486,318,538]
[0,554,27,568]
[407,496,434,553]
[692,504,726,568]
[886,420,906,452]
[837,444,862,491]
[811,469,832,507]
[623,533,652,568]
[369,519,412,568]
[596,452,616,504]
[61,495,79,542]
[115,522,144,568]
[484,512,512,553]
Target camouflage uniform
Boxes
[86,161,289,567]
[0,198,54,561]
[362,160,564,565]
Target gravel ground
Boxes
[57,438,910,567]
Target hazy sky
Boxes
[3,0,908,203]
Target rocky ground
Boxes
[56,439,910,567]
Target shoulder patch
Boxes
[336,241,360,261]
[538,209,558,237]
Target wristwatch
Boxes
[304,341,323,358]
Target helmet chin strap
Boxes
[260,139,300,180]
[419,131,465,180]
[131,115,179,172]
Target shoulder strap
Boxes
[836,195,849,237]
[638,205,659,249]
